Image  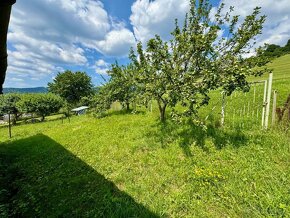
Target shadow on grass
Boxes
[146,120,249,156]
[0,134,159,217]
[205,124,248,149]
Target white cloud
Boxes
[6,0,136,87]
[220,0,290,46]
[94,59,110,75]
[96,59,108,67]
[131,0,290,48]
[10,0,110,43]
[96,28,136,56]
[130,0,190,43]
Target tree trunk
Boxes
[126,102,130,111]
[157,100,167,122]
[41,115,45,122]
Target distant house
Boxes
[71,106,89,116]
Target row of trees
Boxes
[0,70,95,125]
[263,39,290,58]
[94,0,271,122]
[0,93,63,123]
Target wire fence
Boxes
[201,73,279,130]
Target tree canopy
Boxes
[94,0,271,123]
[17,93,64,121]
[48,70,94,105]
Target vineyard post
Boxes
[272,90,277,125]
[261,80,268,128]
[265,72,273,129]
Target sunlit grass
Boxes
[1,109,289,217]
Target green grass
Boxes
[0,113,289,217]
[265,54,290,81]
[249,54,290,82]
[0,55,290,217]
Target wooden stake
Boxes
[265,72,273,129]
[272,90,277,126]
[261,80,268,128]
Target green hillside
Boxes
[0,55,289,217]
[253,54,290,81]
[3,87,47,94]
[261,54,290,81]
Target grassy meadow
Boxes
[0,55,290,217]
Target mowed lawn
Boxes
[0,54,290,217]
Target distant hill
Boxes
[3,87,47,94]
[263,39,290,58]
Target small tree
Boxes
[108,63,138,111]
[18,93,63,121]
[169,0,271,119]
[91,84,113,117]
[129,0,270,123]
[0,93,22,124]
[48,70,94,105]
[131,37,176,122]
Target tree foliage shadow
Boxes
[205,124,248,149]
[145,119,249,156]
[0,134,159,217]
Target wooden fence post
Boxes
[261,80,268,128]
[265,72,273,129]
[272,90,277,126]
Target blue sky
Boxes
[6,0,290,88]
